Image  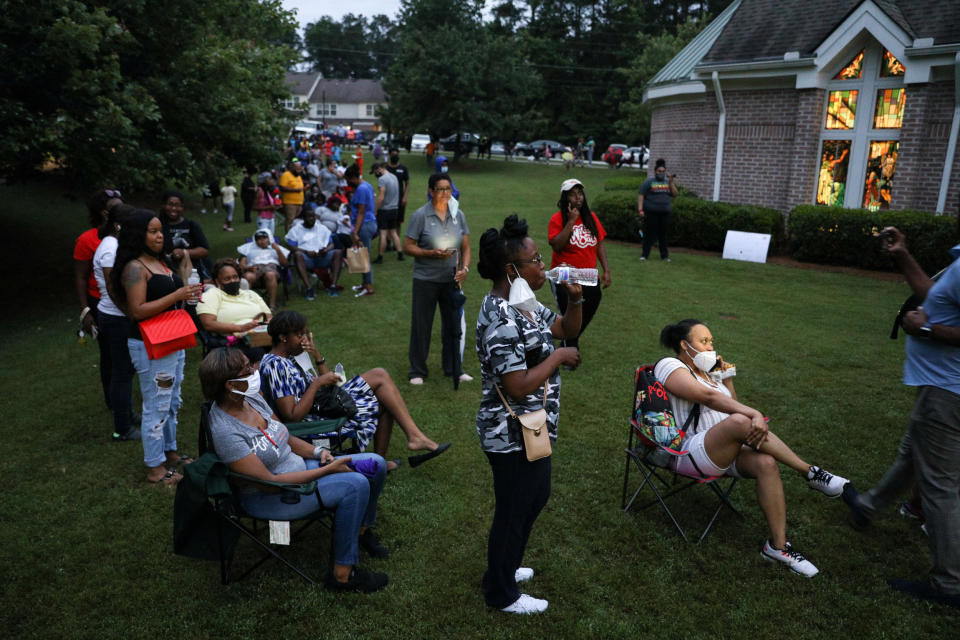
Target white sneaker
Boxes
[515,567,534,583]
[409,377,424,385]
[351,284,364,292]
[501,593,548,614]
[761,540,819,578]
[807,465,847,498]
[458,373,474,382]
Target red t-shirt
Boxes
[73,227,101,299]
[548,210,606,269]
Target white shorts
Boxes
[670,429,741,479]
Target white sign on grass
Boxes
[722,230,771,264]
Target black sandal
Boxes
[408,443,451,468]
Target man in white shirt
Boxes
[237,229,289,310]
[286,208,343,299]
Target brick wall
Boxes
[648,99,715,198]
[649,82,958,214]
[897,80,960,214]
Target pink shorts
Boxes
[670,430,741,479]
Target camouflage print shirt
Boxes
[475,293,561,453]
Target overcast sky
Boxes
[282,0,403,28]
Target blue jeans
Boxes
[357,223,376,285]
[239,454,386,566]
[127,340,185,467]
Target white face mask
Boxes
[440,165,449,174]
[507,266,539,312]
[229,370,261,397]
[684,341,717,373]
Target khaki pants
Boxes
[283,203,302,233]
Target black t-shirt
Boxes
[162,218,212,277]
[386,163,409,191]
[241,176,256,204]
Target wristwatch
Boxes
[919,326,933,339]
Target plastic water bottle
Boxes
[334,362,346,386]
[187,269,200,306]
[545,266,598,286]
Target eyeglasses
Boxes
[514,253,543,266]
[105,189,122,198]
[432,186,452,193]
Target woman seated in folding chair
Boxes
[196,258,272,363]
[259,311,451,473]
[199,347,390,593]
[656,319,850,578]
[237,229,289,312]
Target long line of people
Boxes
[72,162,955,610]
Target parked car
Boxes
[369,132,392,148]
[622,146,649,168]
[439,132,480,152]
[411,133,431,151]
[292,120,325,136]
[490,141,505,155]
[522,139,565,157]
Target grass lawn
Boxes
[1,156,955,638]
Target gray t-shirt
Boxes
[208,394,305,492]
[320,168,339,196]
[405,202,470,282]
[377,170,399,210]
[638,177,674,214]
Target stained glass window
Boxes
[862,141,898,210]
[880,50,905,77]
[825,90,858,129]
[874,88,906,128]
[817,140,851,206]
[834,50,864,80]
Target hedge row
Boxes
[593,192,785,253]
[594,180,955,271]
[789,205,956,273]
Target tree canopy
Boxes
[0,0,299,190]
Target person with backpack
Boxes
[655,319,850,578]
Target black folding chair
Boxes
[187,401,338,585]
[621,365,741,543]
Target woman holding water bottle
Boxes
[259,311,450,472]
[112,209,203,485]
[547,179,610,352]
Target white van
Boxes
[410,133,431,151]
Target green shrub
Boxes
[593,192,785,253]
[603,174,646,191]
[789,205,957,273]
[593,190,640,242]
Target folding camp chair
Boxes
[621,365,741,543]
[186,401,338,585]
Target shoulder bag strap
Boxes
[493,380,549,418]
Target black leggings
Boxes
[483,450,551,608]
[642,211,670,259]
[553,282,602,351]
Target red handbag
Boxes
[138,309,197,360]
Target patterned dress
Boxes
[259,353,379,450]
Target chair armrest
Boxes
[286,417,348,438]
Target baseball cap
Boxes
[560,178,584,193]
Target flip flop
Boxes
[171,454,195,466]
[408,442,451,468]
[386,459,402,473]
[151,468,182,486]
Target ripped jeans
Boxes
[128,340,186,468]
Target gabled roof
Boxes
[648,0,742,87]
[701,0,959,65]
[284,72,321,97]
[308,78,386,104]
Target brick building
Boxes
[643,0,960,214]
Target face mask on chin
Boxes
[506,266,539,312]
[229,370,261,397]
[221,281,241,296]
[684,341,718,373]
